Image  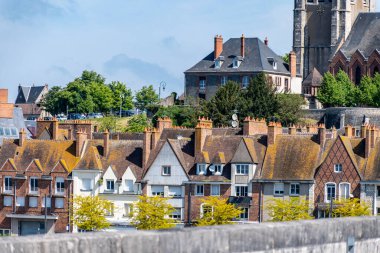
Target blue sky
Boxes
[0,0,379,101]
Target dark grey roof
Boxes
[339,13,380,58]
[185,38,290,74]
[15,85,46,104]
[303,68,323,87]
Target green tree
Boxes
[275,94,306,126]
[98,116,118,132]
[335,70,359,107]
[80,70,106,85]
[42,86,64,115]
[196,197,242,226]
[130,196,176,230]
[135,85,159,111]
[154,105,200,128]
[126,114,150,132]
[244,73,278,119]
[266,197,313,222]
[201,81,243,126]
[282,53,289,64]
[109,81,133,112]
[88,82,113,114]
[332,198,371,217]
[317,72,345,107]
[71,196,113,231]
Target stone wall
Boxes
[2,217,380,253]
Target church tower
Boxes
[293,0,375,78]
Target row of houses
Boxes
[0,116,380,235]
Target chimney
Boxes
[214,35,223,60]
[267,122,281,145]
[76,129,87,157]
[288,124,297,135]
[143,128,152,168]
[195,117,213,154]
[318,124,326,148]
[289,51,297,78]
[52,117,59,140]
[361,124,368,138]
[93,125,98,133]
[0,89,8,103]
[103,129,110,157]
[365,126,372,158]
[68,128,72,140]
[157,117,173,132]
[306,125,318,133]
[241,34,245,58]
[345,125,353,138]
[151,128,161,150]
[264,37,269,46]
[243,117,267,136]
[18,128,27,147]
[332,127,338,139]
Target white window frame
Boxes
[168,186,182,197]
[162,166,171,176]
[169,208,182,220]
[274,183,284,196]
[151,185,164,196]
[29,177,39,194]
[289,183,300,196]
[81,178,93,191]
[221,76,228,85]
[211,184,220,196]
[199,79,206,90]
[55,177,64,194]
[124,203,131,217]
[239,207,249,220]
[197,164,207,175]
[235,185,248,197]
[200,203,213,218]
[106,180,115,191]
[55,198,64,209]
[3,196,12,207]
[339,182,350,200]
[215,60,222,69]
[325,182,336,203]
[195,184,204,196]
[0,229,10,236]
[41,196,51,208]
[242,76,249,88]
[16,197,25,207]
[29,196,38,208]
[124,179,134,192]
[236,164,249,175]
[334,164,342,173]
[4,176,12,193]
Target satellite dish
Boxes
[231,121,238,128]
[232,114,238,121]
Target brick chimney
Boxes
[267,122,281,145]
[68,128,72,140]
[0,89,14,119]
[151,128,161,150]
[365,126,371,158]
[318,124,326,148]
[289,51,297,78]
[0,89,8,103]
[306,125,318,133]
[157,117,173,132]
[345,125,353,138]
[214,35,223,60]
[288,124,296,135]
[52,117,59,140]
[241,34,245,58]
[361,124,368,138]
[243,117,267,136]
[264,37,269,46]
[76,129,87,157]
[143,128,152,168]
[18,128,27,147]
[103,129,110,157]
[195,117,213,154]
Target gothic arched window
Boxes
[355,66,362,85]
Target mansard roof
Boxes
[339,13,380,59]
[15,85,47,104]
[185,37,290,74]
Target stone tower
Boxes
[293,0,375,78]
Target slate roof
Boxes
[303,68,323,87]
[0,107,30,145]
[339,13,380,58]
[15,85,47,104]
[185,38,290,74]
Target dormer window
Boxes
[197,164,207,175]
[233,56,243,68]
[267,57,277,70]
[210,164,223,175]
[106,180,115,191]
[214,56,224,69]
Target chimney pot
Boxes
[103,130,110,157]
[241,34,245,58]
[214,35,223,60]
[264,37,269,46]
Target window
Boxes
[4,176,12,192]
[106,180,115,191]
[195,185,204,196]
[221,76,228,86]
[339,183,350,200]
[41,197,51,208]
[242,76,249,88]
[233,58,242,68]
[168,186,182,197]
[199,77,206,91]
[236,164,249,175]
[56,177,64,194]
[162,166,171,176]
[151,185,164,196]
[55,198,64,209]
[197,164,207,175]
[201,204,213,217]
[274,183,284,195]
[29,197,38,207]
[0,229,10,236]
[214,165,222,175]
[30,177,39,193]
[124,179,134,192]
[81,178,92,191]
[16,197,25,207]
[169,208,182,220]
[236,186,248,197]
[211,185,220,196]
[334,164,342,173]
[215,60,222,69]
[3,196,12,207]
[377,186,380,197]
[290,183,300,196]
[239,208,249,220]
[377,208,380,216]
[124,203,131,217]
[285,79,289,92]
[105,203,114,216]
[326,183,336,202]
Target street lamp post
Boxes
[159,81,166,100]
[119,94,124,118]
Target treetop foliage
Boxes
[332,198,371,217]
[266,197,313,222]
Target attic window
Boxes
[210,164,223,175]
[197,164,207,175]
[267,57,277,70]
[233,56,243,68]
[214,56,224,69]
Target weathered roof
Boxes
[185,38,290,74]
[339,13,380,58]
[15,85,47,104]
[0,107,30,145]
[303,68,323,87]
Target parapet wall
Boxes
[1,217,380,253]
